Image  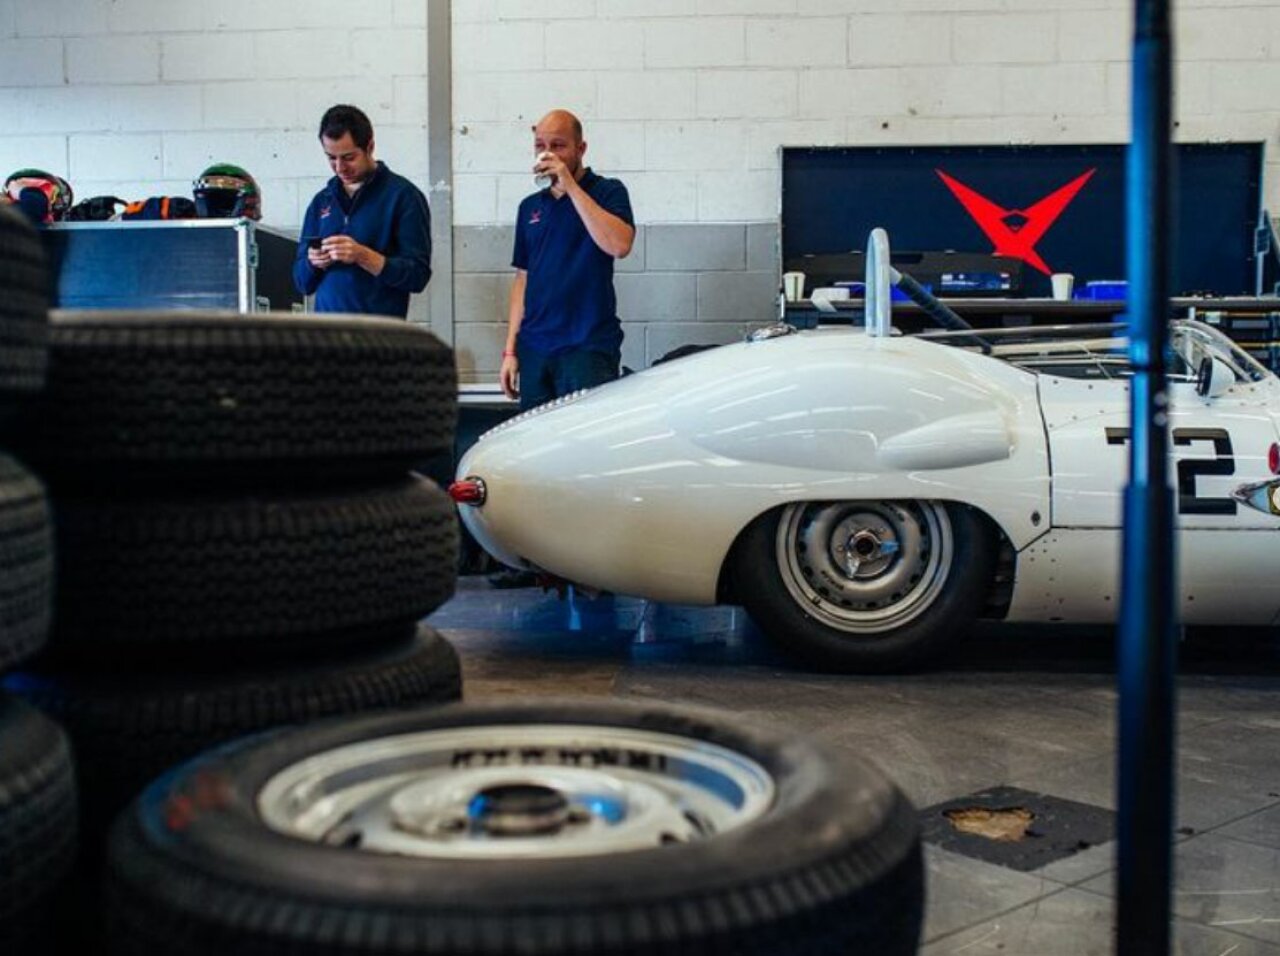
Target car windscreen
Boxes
[919,321,1269,384]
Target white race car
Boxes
[454,261,1280,672]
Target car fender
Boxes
[458,331,1052,604]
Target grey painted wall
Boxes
[451,221,781,382]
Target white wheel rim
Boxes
[257,725,775,859]
[776,500,953,635]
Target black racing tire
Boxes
[105,699,922,956]
[0,452,53,672]
[0,694,77,949]
[21,310,456,481]
[48,476,456,658]
[0,203,50,424]
[734,500,995,673]
[7,624,461,847]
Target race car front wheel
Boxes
[736,499,994,672]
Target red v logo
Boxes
[935,168,1096,275]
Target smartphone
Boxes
[305,236,323,249]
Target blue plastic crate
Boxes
[1077,280,1128,301]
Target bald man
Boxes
[500,109,635,410]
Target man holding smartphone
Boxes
[293,104,432,318]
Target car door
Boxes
[1041,322,1280,624]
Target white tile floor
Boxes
[432,579,1280,955]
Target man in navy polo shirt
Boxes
[293,104,432,318]
[500,109,635,410]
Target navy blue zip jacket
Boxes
[293,161,431,318]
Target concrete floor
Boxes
[431,578,1280,956]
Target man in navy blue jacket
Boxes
[294,104,431,318]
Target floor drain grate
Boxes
[919,785,1116,872]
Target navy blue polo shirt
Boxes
[512,169,633,356]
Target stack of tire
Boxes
[0,204,76,948]
[4,272,464,939]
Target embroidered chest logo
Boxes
[936,168,1096,276]
[529,209,542,226]
[319,204,331,220]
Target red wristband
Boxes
[502,350,516,357]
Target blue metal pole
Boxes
[1118,1,1177,954]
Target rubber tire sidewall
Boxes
[0,202,50,402]
[0,452,53,671]
[107,699,922,955]
[737,500,994,672]
[9,625,461,845]
[0,693,77,946]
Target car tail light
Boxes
[1270,443,1280,475]
[448,477,487,506]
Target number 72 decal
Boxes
[1105,427,1236,515]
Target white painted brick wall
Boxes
[16,0,110,38]
[1057,9,1130,63]
[353,28,429,76]
[582,121,646,173]
[954,13,1058,64]
[0,135,67,180]
[1212,62,1280,113]
[455,74,501,120]
[67,35,161,85]
[454,22,544,72]
[599,71,697,120]
[696,169,777,220]
[598,0,688,19]
[161,34,255,83]
[701,0,799,14]
[496,71,599,124]
[645,19,746,68]
[646,121,750,172]
[621,171,699,221]
[745,18,847,68]
[1001,63,1109,116]
[1178,6,1276,60]
[70,133,163,181]
[847,15,953,67]
[106,0,202,34]
[696,71,797,119]
[797,68,904,117]
[454,1,1280,224]
[0,38,64,86]
[546,20,645,71]
[454,173,499,223]
[203,81,299,131]
[0,0,1276,234]
[253,31,352,81]
[393,76,429,126]
[395,0,429,28]
[745,119,845,168]
[299,78,400,130]
[0,7,431,231]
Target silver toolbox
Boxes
[43,218,303,312]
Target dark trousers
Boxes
[516,345,618,411]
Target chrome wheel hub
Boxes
[257,725,775,859]
[777,500,953,635]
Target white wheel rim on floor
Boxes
[257,725,775,859]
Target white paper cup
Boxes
[1051,273,1075,301]
[783,271,805,302]
[534,152,555,188]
